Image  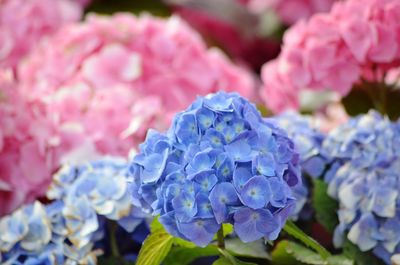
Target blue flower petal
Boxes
[209,182,239,223]
[238,176,271,209]
[179,218,220,247]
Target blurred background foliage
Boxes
[86,0,170,16]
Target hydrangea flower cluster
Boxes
[0,157,144,264]
[0,201,99,264]
[18,13,254,157]
[261,0,400,112]
[0,70,61,217]
[322,111,400,264]
[0,0,84,71]
[267,112,332,219]
[246,0,335,25]
[129,92,301,247]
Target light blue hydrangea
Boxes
[59,157,132,221]
[0,201,98,265]
[0,157,145,264]
[268,112,332,220]
[129,92,301,246]
[323,111,400,264]
[0,202,51,254]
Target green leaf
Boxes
[283,221,331,259]
[343,239,381,265]
[222,223,234,236]
[217,249,257,265]
[150,216,163,233]
[312,179,339,233]
[271,240,353,265]
[164,245,219,265]
[212,257,257,265]
[213,257,234,265]
[271,240,305,265]
[327,255,353,265]
[285,241,325,265]
[213,224,234,241]
[225,238,270,259]
[136,229,174,265]
[173,237,197,248]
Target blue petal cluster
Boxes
[0,201,99,264]
[129,92,301,246]
[323,111,400,264]
[0,157,144,264]
[268,112,331,220]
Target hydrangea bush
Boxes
[129,92,302,246]
[323,111,400,264]
[2,1,400,264]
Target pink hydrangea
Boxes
[261,0,400,113]
[0,70,66,216]
[0,0,84,72]
[247,0,335,25]
[18,13,255,157]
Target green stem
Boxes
[217,226,225,250]
[284,220,331,260]
[109,220,120,257]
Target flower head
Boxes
[268,112,333,220]
[261,0,400,113]
[49,157,133,223]
[130,92,301,246]
[18,13,255,159]
[0,157,145,264]
[323,111,400,264]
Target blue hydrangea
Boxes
[0,157,146,264]
[322,111,400,264]
[0,201,98,265]
[129,92,301,246]
[268,112,332,220]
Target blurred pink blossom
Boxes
[0,70,64,216]
[0,0,83,72]
[247,0,335,25]
[261,0,400,113]
[18,13,255,157]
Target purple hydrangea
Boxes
[129,92,301,246]
[322,111,400,264]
